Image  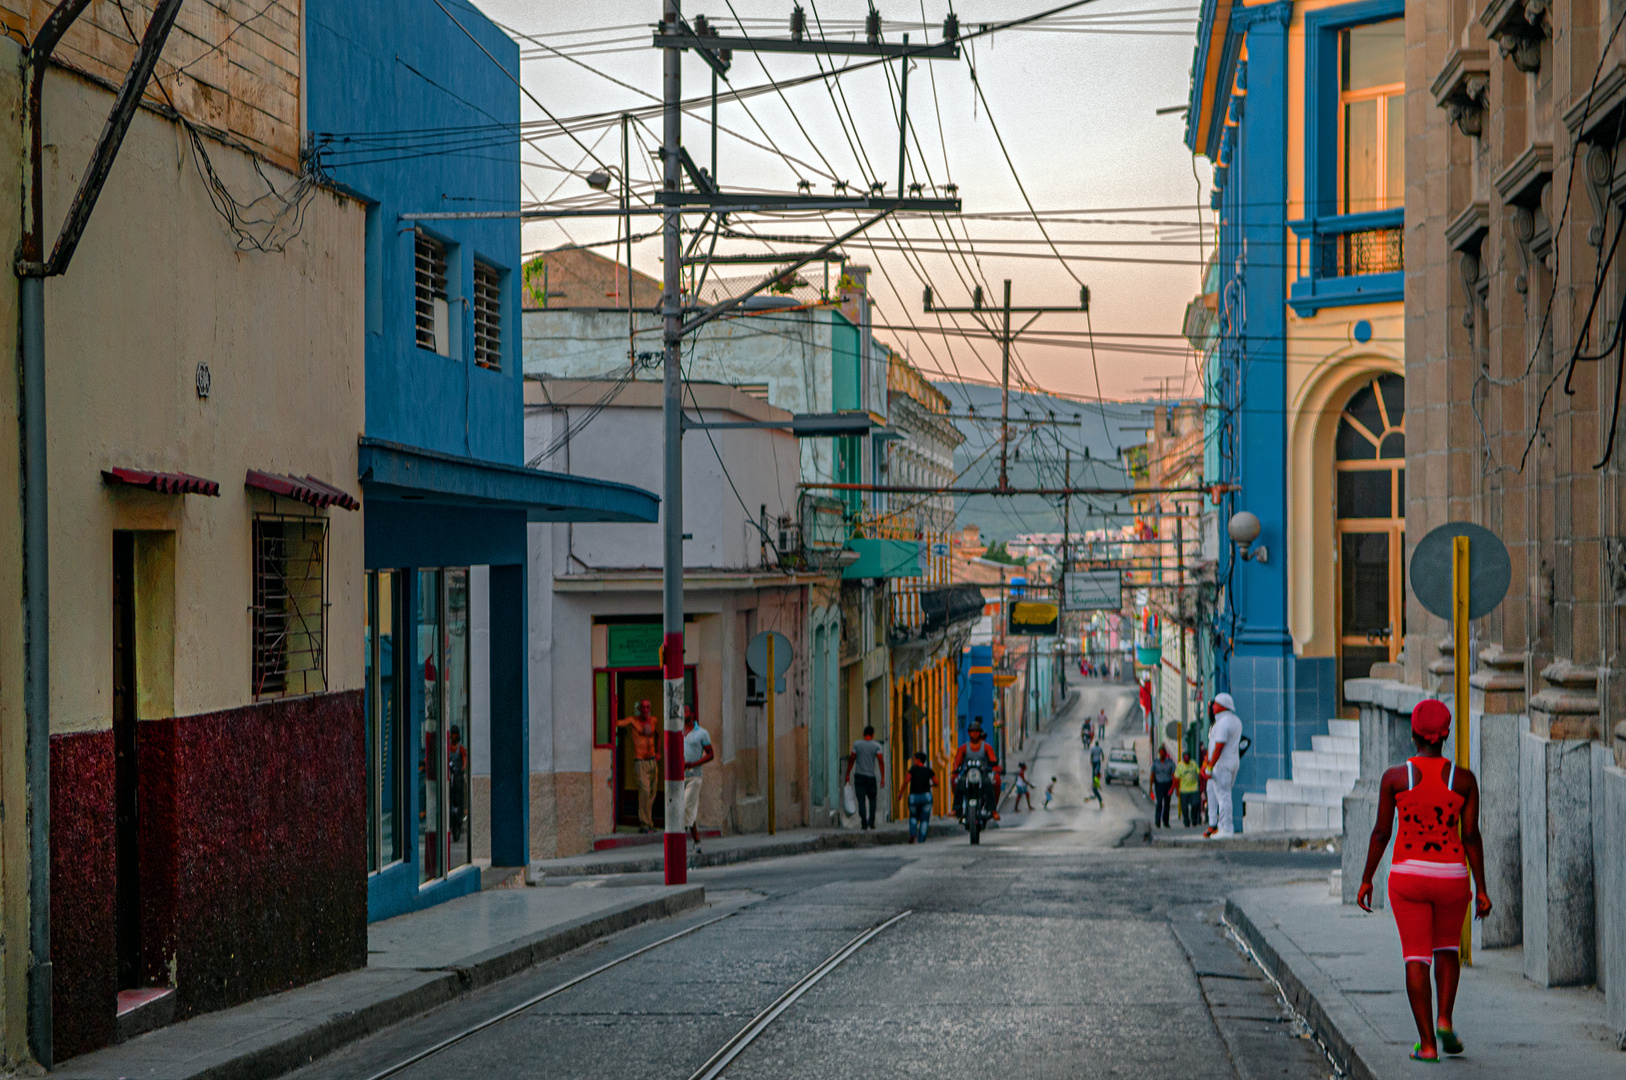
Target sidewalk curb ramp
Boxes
[1225,888,1384,1080]
[53,886,705,1080]
[539,822,959,877]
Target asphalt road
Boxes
[295,678,1338,1080]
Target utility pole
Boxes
[651,3,963,885]
[1176,514,1188,755]
[659,0,687,885]
[924,279,1090,491]
[1061,450,1070,677]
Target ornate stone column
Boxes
[1522,660,1598,986]
[1469,644,1525,947]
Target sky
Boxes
[470,0,1214,401]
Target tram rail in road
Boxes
[358,907,914,1080]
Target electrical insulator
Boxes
[923,286,934,310]
[694,13,711,36]
[972,284,984,309]
[1080,285,1091,310]
[943,12,959,42]
[866,7,882,44]
[790,4,806,40]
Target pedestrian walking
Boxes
[1201,692,1243,837]
[845,725,885,830]
[1089,741,1104,783]
[1043,776,1057,809]
[1175,750,1201,826]
[1089,769,1104,808]
[1151,746,1175,828]
[1357,699,1491,1063]
[613,700,661,832]
[906,751,935,843]
[682,706,714,853]
[1012,762,1035,811]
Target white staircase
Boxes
[1242,719,1359,833]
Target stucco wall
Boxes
[41,66,365,733]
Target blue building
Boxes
[1185,0,1406,831]
[306,0,658,917]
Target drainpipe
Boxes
[17,1,186,1065]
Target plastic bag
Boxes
[842,782,858,816]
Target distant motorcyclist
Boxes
[952,722,1001,819]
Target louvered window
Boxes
[473,262,502,370]
[252,516,328,699]
[415,232,449,356]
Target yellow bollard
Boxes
[1452,535,1472,965]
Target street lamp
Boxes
[585,169,613,191]
[1227,511,1268,564]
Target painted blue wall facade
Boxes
[959,645,994,746]
[306,0,525,919]
[1186,0,1345,826]
[308,0,523,466]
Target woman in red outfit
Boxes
[1357,699,1492,1063]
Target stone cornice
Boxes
[1446,201,1491,256]
[1480,0,1546,72]
[1494,142,1554,208]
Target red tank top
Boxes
[1392,757,1467,877]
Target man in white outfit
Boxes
[1202,692,1243,837]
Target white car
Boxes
[1104,748,1139,785]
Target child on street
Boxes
[1012,763,1034,811]
[1043,777,1057,809]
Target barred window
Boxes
[252,516,328,698]
[415,232,450,356]
[474,262,501,370]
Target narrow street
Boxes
[294,680,1336,1080]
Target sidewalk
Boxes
[55,883,704,1080]
[534,820,958,877]
[1228,882,1619,1079]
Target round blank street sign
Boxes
[1408,522,1511,621]
[746,631,794,677]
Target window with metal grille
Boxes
[415,232,450,356]
[252,516,328,698]
[473,262,501,369]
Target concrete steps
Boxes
[1244,718,1359,835]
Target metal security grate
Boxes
[252,516,328,698]
[415,232,448,353]
[1326,226,1404,277]
[474,262,501,370]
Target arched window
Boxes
[1335,373,1404,691]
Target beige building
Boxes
[0,4,367,1065]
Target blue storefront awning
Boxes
[358,437,659,523]
[842,538,922,579]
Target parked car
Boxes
[1104,747,1139,785]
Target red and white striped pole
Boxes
[659,0,687,886]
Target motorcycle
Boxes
[958,762,996,844]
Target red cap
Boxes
[1411,699,1452,741]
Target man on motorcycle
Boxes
[952,721,1001,820]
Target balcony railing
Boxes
[1287,208,1405,316]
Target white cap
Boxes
[1213,692,1235,711]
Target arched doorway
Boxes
[1335,373,1404,694]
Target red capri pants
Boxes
[1388,868,1471,964]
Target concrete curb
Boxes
[539,823,959,877]
[1153,832,1341,852]
[54,887,706,1080]
[1224,888,1387,1080]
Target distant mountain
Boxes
[931,381,1154,544]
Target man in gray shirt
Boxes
[845,725,885,830]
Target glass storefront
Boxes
[417,568,471,884]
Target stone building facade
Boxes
[1403,0,1626,1031]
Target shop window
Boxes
[418,568,472,883]
[251,516,327,698]
[366,570,406,873]
[415,231,450,356]
[473,261,502,370]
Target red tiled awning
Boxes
[245,470,360,511]
[102,467,220,496]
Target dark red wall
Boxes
[51,690,367,1059]
[50,730,117,1059]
